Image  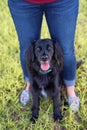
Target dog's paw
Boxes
[30,117,36,124]
[30,115,38,124]
[53,112,63,121]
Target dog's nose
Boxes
[41,55,48,61]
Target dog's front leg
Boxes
[53,75,62,121]
[53,92,62,121]
[30,92,40,123]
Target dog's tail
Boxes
[76,60,83,69]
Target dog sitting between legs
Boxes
[26,39,82,123]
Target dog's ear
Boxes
[26,40,36,70]
[52,39,63,70]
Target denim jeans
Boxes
[8,0,79,86]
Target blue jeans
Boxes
[8,0,79,86]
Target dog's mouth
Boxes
[40,61,50,71]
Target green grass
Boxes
[0,0,87,130]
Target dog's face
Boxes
[26,39,63,72]
[34,39,54,71]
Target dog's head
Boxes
[26,39,63,72]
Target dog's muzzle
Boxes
[41,55,48,61]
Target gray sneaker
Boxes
[68,96,80,112]
[20,88,30,106]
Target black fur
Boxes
[26,39,63,123]
[26,39,82,123]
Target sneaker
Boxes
[68,96,80,112]
[20,86,30,106]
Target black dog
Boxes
[26,39,82,123]
[26,39,63,123]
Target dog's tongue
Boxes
[41,62,50,71]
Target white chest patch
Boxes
[41,89,47,98]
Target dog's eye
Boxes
[36,47,42,52]
[47,45,52,51]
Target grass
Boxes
[0,0,87,130]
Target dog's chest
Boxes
[38,74,54,98]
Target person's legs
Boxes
[44,0,79,112]
[8,0,43,105]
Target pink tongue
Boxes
[41,62,50,71]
